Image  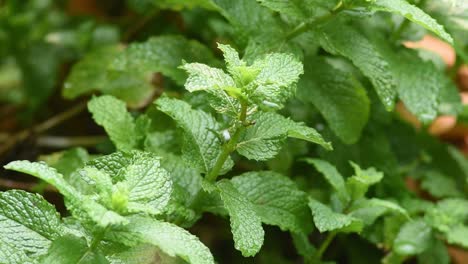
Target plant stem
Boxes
[286,1,344,41]
[316,232,336,260]
[205,102,248,182]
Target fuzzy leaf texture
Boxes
[217,180,265,257]
[237,112,331,160]
[0,190,63,258]
[298,57,370,144]
[122,153,172,215]
[231,171,313,233]
[156,96,234,174]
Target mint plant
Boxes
[1,0,467,263]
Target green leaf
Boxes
[420,171,463,198]
[248,53,304,109]
[40,234,108,264]
[425,198,468,233]
[0,241,34,264]
[4,161,76,199]
[111,35,218,85]
[77,197,128,227]
[298,57,370,144]
[217,179,264,257]
[370,0,453,44]
[257,0,315,19]
[237,112,331,161]
[308,198,363,233]
[349,198,409,225]
[445,225,468,248]
[88,95,137,151]
[63,46,155,108]
[346,162,383,200]
[316,23,396,110]
[303,159,349,204]
[87,152,131,182]
[123,153,172,215]
[156,96,233,174]
[0,190,62,257]
[418,237,450,264]
[180,62,240,116]
[231,171,313,233]
[115,216,215,264]
[393,219,432,256]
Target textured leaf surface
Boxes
[0,241,34,264]
[349,198,408,225]
[156,96,233,174]
[231,171,312,233]
[88,95,137,151]
[0,190,62,257]
[123,153,172,215]
[237,112,331,160]
[371,0,453,43]
[217,180,264,257]
[111,35,217,85]
[304,159,349,203]
[393,220,432,255]
[308,199,363,233]
[298,57,369,144]
[249,53,303,109]
[5,161,76,198]
[180,62,240,115]
[316,23,396,110]
[124,217,215,264]
[40,234,108,264]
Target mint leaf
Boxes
[298,57,370,144]
[180,62,240,116]
[88,95,137,151]
[349,198,409,225]
[0,240,33,264]
[217,179,264,257]
[87,152,131,182]
[116,216,215,264]
[316,23,396,110]
[393,219,432,256]
[5,161,77,199]
[231,171,312,233]
[156,96,233,174]
[303,159,349,204]
[123,153,172,215]
[237,112,331,160]
[248,53,303,109]
[0,190,62,257]
[346,162,383,201]
[445,225,468,248]
[420,171,463,198]
[77,197,128,227]
[418,237,450,264]
[370,0,453,43]
[40,234,108,264]
[308,198,363,233]
[111,35,217,85]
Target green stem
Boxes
[316,232,336,260]
[205,102,248,182]
[286,1,344,41]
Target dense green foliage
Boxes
[1,0,467,263]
